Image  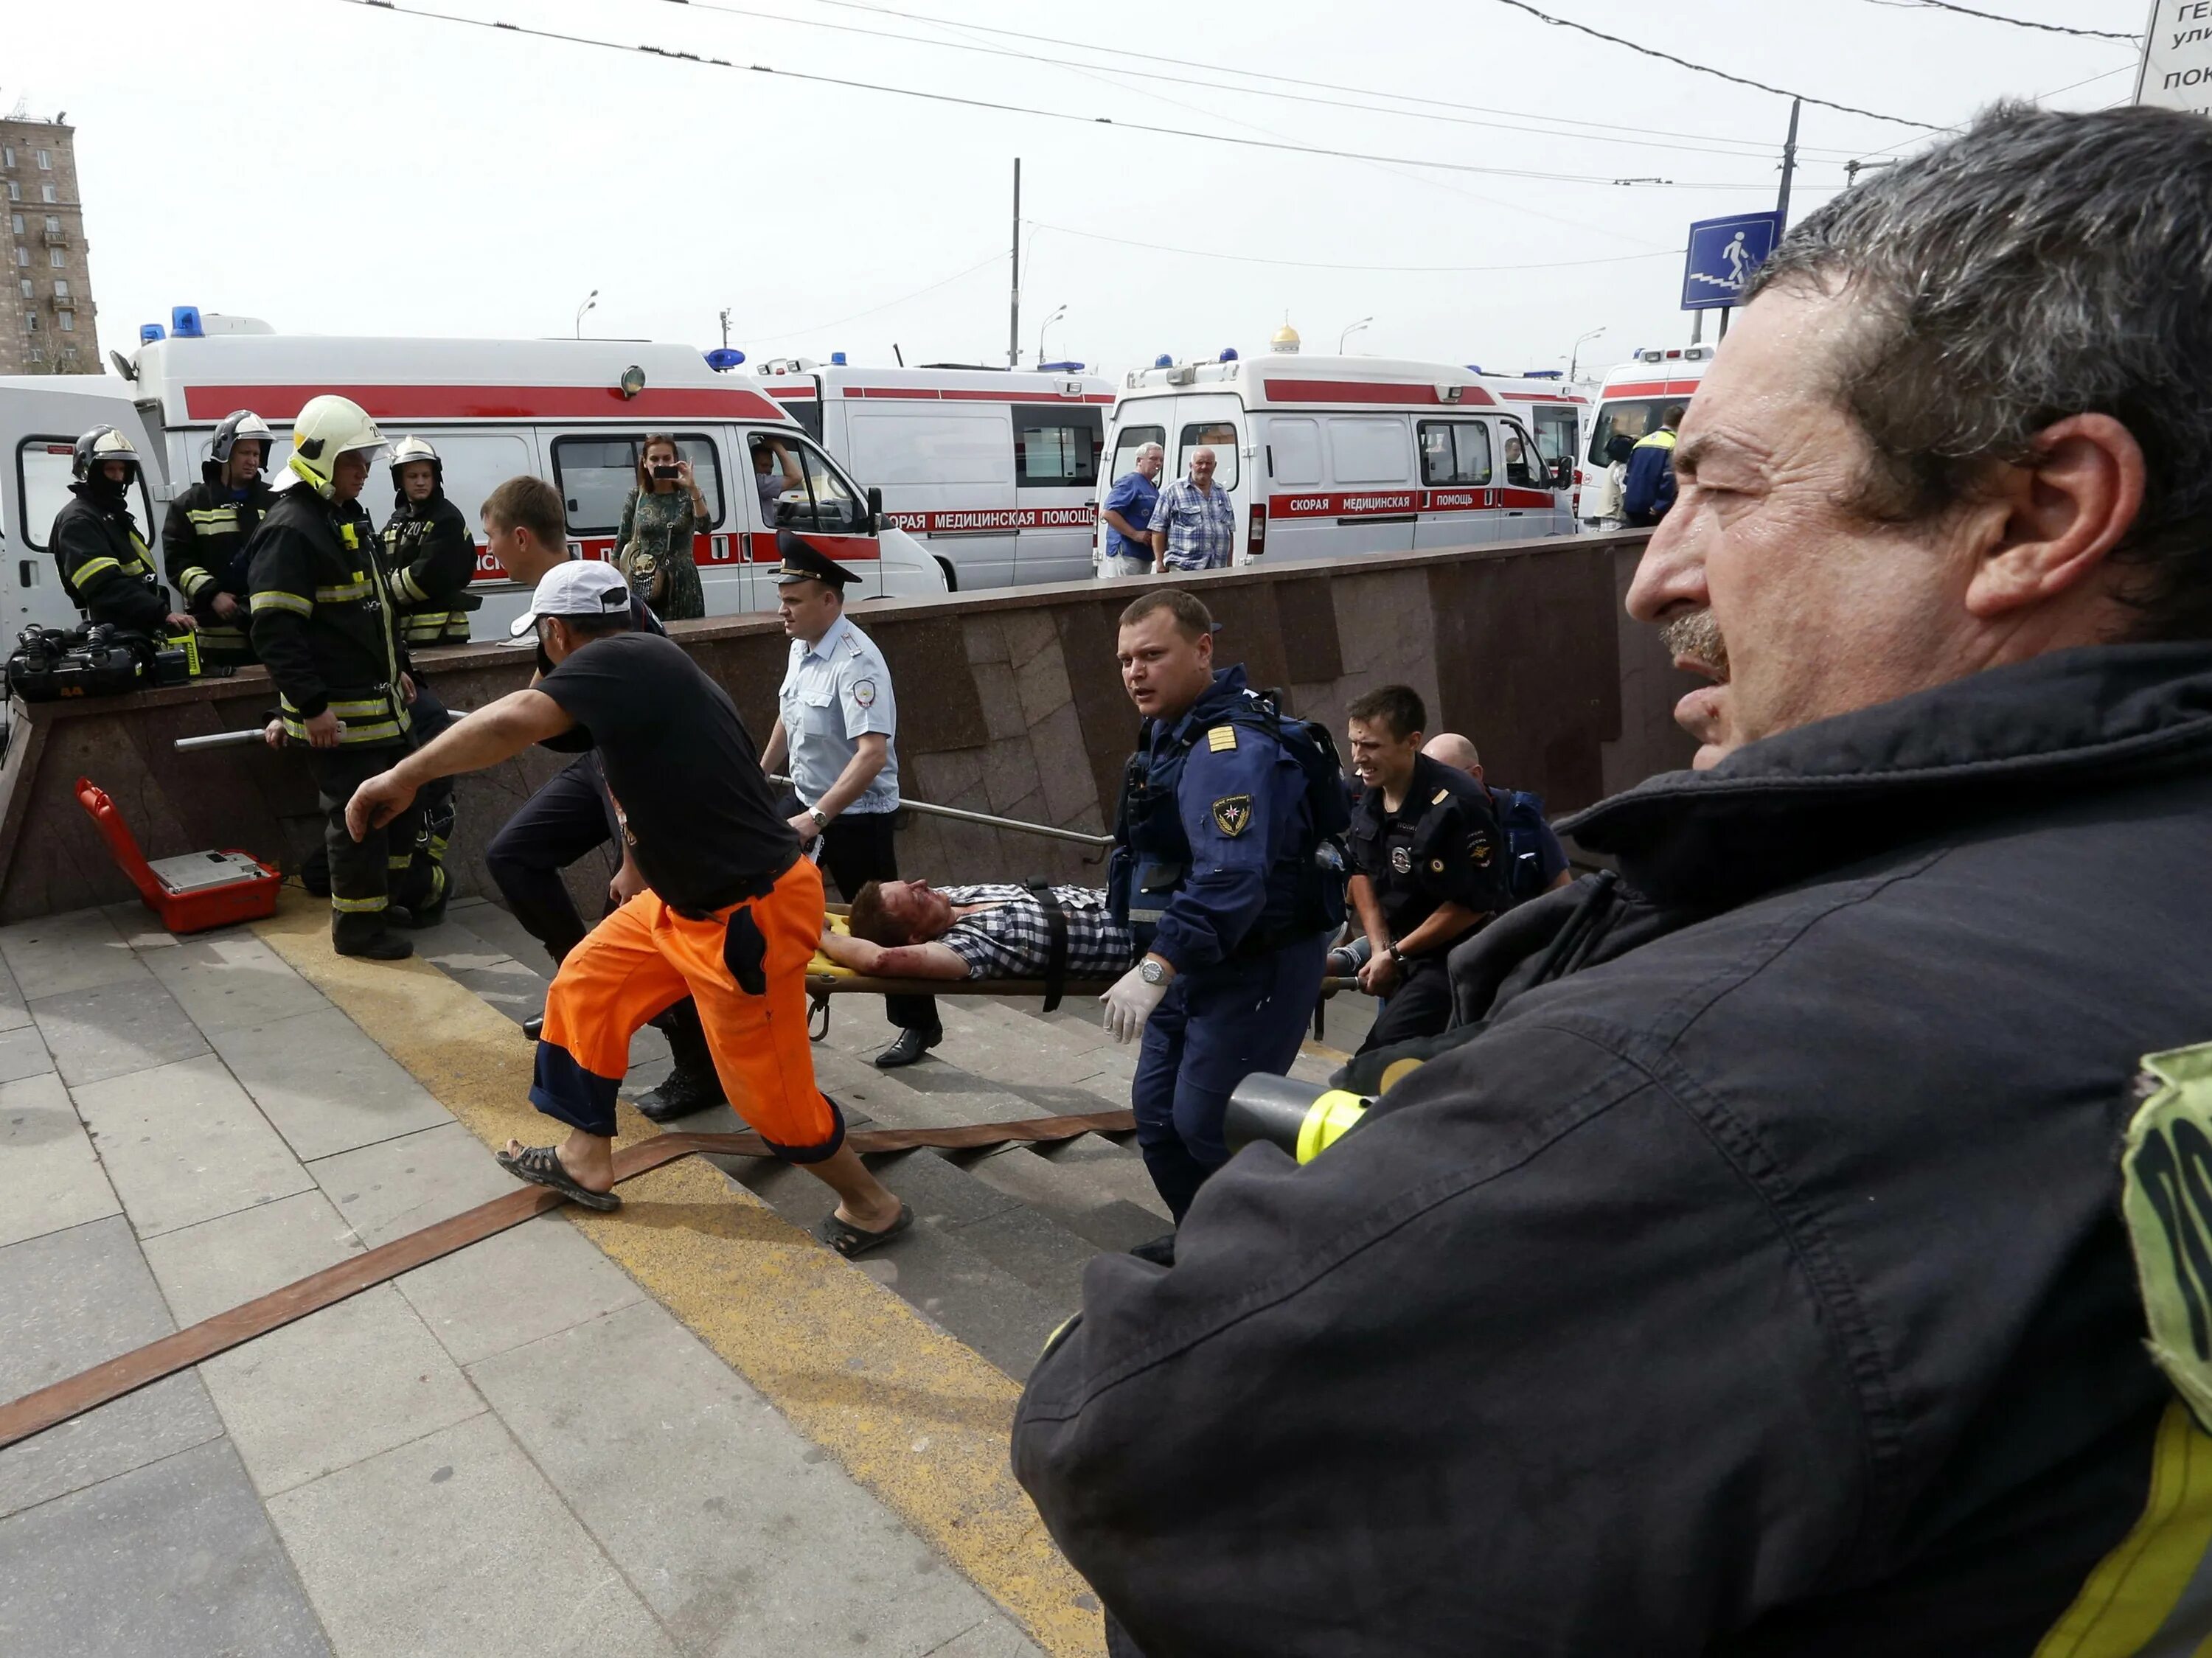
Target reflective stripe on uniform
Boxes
[181,566,217,598]
[330,894,389,913]
[71,556,121,582]
[186,508,240,529]
[2033,1401,2212,1655]
[252,591,313,616]
[313,581,371,602]
[280,715,406,745]
[326,696,396,717]
[391,569,430,604]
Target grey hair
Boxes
[1748,101,2212,640]
[1136,442,1165,460]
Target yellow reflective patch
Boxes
[252,591,313,616]
[2033,1399,2212,1656]
[2124,1044,2212,1430]
[71,557,120,581]
[1207,725,1237,753]
[1295,1091,1370,1165]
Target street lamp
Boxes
[1568,326,1607,384]
[1339,316,1372,353]
[574,289,599,338]
[1037,303,1068,368]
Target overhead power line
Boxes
[747,251,1003,344]
[636,0,1847,163]
[341,1,1794,191]
[1484,0,1941,129]
[737,0,1867,161]
[1859,0,2141,42]
[1029,222,1679,274]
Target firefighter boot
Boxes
[332,910,413,961]
[636,997,728,1124]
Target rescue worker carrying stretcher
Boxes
[1343,684,1508,1052]
[247,394,437,961]
[160,409,276,666]
[1102,588,1346,1229]
[342,560,915,1255]
[50,426,194,639]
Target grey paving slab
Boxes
[0,953,32,1032]
[267,1411,681,1658]
[31,974,210,1087]
[0,1215,224,1518]
[0,905,144,999]
[928,1620,1054,1658]
[397,1211,645,1368]
[442,896,561,975]
[210,1004,453,1160]
[99,899,184,951]
[72,1052,313,1239]
[0,1022,55,1084]
[470,1300,1034,1658]
[309,1118,515,1248]
[142,1187,365,1326]
[0,1070,119,1247]
[141,930,330,1034]
[0,1437,331,1658]
[200,1283,484,1497]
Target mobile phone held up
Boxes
[652,463,681,480]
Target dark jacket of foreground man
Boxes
[1013,643,2212,1656]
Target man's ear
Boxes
[1964,412,2146,619]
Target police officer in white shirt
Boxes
[759,533,939,1067]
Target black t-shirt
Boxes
[536,630,796,910]
[1348,752,1510,941]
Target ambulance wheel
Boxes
[934,557,958,592]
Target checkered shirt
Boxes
[1148,477,1237,571]
[935,885,1137,980]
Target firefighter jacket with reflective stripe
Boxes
[378,492,476,647]
[246,488,413,745]
[162,470,276,652]
[51,484,170,633]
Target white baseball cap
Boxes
[509,560,632,638]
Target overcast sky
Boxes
[4,0,2144,384]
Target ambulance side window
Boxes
[1417,420,1492,487]
[551,434,723,534]
[1013,405,1102,488]
[1267,418,1321,485]
[1107,424,1164,485]
[1330,417,1412,484]
[759,435,866,535]
[15,436,155,550]
[1500,418,1540,487]
[1178,422,1239,491]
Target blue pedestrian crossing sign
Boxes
[1681,211,1784,311]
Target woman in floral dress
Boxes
[616,433,707,620]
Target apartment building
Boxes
[0,116,99,375]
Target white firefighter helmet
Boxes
[388,435,442,490]
[210,409,277,468]
[287,395,386,495]
[72,424,140,481]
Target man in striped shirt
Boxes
[1148,448,1237,572]
[825,880,1135,982]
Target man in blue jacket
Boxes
[1621,403,1683,526]
[1018,103,2212,1656]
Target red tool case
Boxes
[73,776,281,935]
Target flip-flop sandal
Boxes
[495,1143,622,1212]
[815,1201,914,1258]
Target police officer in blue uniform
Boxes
[1101,588,1341,1225]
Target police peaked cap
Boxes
[772,530,856,590]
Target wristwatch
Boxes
[1387,943,1407,969]
[1139,958,1168,986]
[806,807,828,830]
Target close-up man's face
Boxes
[1189,449,1217,487]
[332,450,372,502]
[777,578,840,640]
[226,441,264,483]
[1118,610,1214,720]
[876,879,954,941]
[1346,718,1419,790]
[1136,447,1164,480]
[398,461,436,502]
[1626,285,1970,770]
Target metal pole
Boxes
[768,775,1112,849]
[1008,158,1021,369]
[1777,97,1801,227]
[1691,310,1703,346]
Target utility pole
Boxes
[1776,97,1801,229]
[1007,158,1021,370]
[719,307,731,350]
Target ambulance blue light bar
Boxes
[1219,348,1238,362]
[170,306,204,339]
[703,348,745,371]
[1154,353,1173,368]
[830,351,847,365]
[139,324,165,344]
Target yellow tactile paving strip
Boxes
[254,892,1104,1658]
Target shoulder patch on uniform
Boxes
[1211,794,1253,837]
[2122,1045,2212,1430]
[1207,725,1237,753]
[1468,828,1495,867]
[852,678,877,708]
[1432,787,1450,805]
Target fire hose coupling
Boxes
[1224,1073,1373,1165]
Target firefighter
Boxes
[378,434,478,905]
[160,409,277,666]
[50,426,192,638]
[247,394,436,960]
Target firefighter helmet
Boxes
[72,425,140,482]
[388,434,443,491]
[287,395,385,497]
[210,409,276,468]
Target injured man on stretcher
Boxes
[821,880,1138,981]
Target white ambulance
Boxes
[750,358,1114,592]
[1098,351,1574,571]
[1579,346,1717,525]
[1470,370,1586,495]
[0,315,946,643]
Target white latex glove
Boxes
[1101,962,1170,1043]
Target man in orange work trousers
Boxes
[344,560,914,1255]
